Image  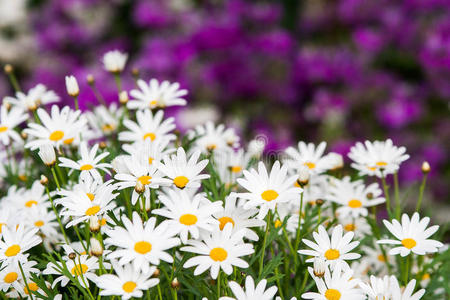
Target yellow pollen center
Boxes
[325,288,341,300]
[25,200,38,207]
[49,130,64,141]
[80,164,94,171]
[377,254,386,262]
[209,247,228,261]
[0,126,8,132]
[207,144,217,151]
[304,162,316,169]
[231,166,242,173]
[173,176,189,188]
[122,281,137,293]
[4,272,18,283]
[348,199,362,208]
[368,166,377,171]
[422,273,430,280]
[100,218,107,226]
[376,161,387,166]
[143,132,156,141]
[34,220,44,227]
[134,241,152,254]
[150,100,158,106]
[179,214,198,226]
[102,124,115,132]
[5,244,20,257]
[138,175,152,185]
[63,138,74,145]
[261,190,278,201]
[86,193,95,201]
[71,264,88,276]
[218,217,235,230]
[344,223,356,231]
[274,219,282,228]
[324,249,340,260]
[24,282,39,294]
[85,205,100,216]
[18,174,27,181]
[401,238,417,249]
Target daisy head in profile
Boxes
[389,276,425,300]
[128,78,187,110]
[102,50,128,74]
[284,141,335,175]
[219,275,278,300]
[298,225,361,270]
[181,223,254,279]
[348,139,409,177]
[104,212,180,273]
[3,83,59,111]
[156,147,210,190]
[0,104,28,146]
[234,161,302,219]
[377,212,443,257]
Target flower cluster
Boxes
[0,51,447,299]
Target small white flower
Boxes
[38,143,56,166]
[188,121,239,154]
[103,50,128,73]
[0,224,42,263]
[359,275,391,300]
[65,75,79,97]
[0,104,27,146]
[219,276,278,300]
[390,276,425,300]
[284,141,335,175]
[3,84,59,111]
[0,259,39,292]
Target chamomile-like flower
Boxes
[188,121,239,154]
[327,177,385,218]
[234,161,302,219]
[156,147,210,189]
[0,259,39,293]
[181,223,254,279]
[390,277,425,300]
[4,84,59,111]
[219,275,278,300]
[104,212,180,273]
[59,141,111,181]
[377,212,443,256]
[359,275,391,300]
[23,205,59,239]
[348,139,409,177]
[6,180,50,210]
[128,79,187,110]
[86,103,123,137]
[103,50,128,73]
[24,105,87,150]
[284,141,335,175]
[0,104,27,146]
[96,260,159,299]
[122,138,174,167]
[0,225,41,263]
[298,225,361,269]
[153,188,222,243]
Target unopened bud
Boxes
[315,199,325,206]
[135,181,145,194]
[421,161,430,174]
[171,277,180,289]
[68,252,76,260]
[89,237,103,257]
[89,216,100,233]
[313,257,326,278]
[152,268,160,278]
[86,74,95,85]
[3,101,11,110]
[65,75,80,97]
[297,166,310,187]
[4,64,13,74]
[132,68,139,77]
[328,152,344,170]
[99,141,107,149]
[38,144,56,167]
[40,175,49,186]
[119,90,128,104]
[20,131,27,139]
[366,192,373,200]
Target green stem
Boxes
[380,172,392,219]
[403,255,411,285]
[114,73,122,93]
[258,211,271,277]
[46,186,69,244]
[393,172,400,219]
[74,96,79,111]
[294,193,304,258]
[18,261,34,300]
[416,174,428,212]
[6,71,21,92]
[157,284,163,300]
[217,270,221,298]
[51,167,61,190]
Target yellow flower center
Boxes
[49,130,64,141]
[64,138,74,145]
[218,216,235,230]
[207,144,217,151]
[348,199,362,208]
[0,126,8,132]
[261,190,278,201]
[25,200,38,207]
[24,282,39,295]
[34,220,44,227]
[150,100,158,106]
[102,124,115,132]
[143,132,156,141]
[85,205,100,216]
[324,249,340,260]
[344,223,356,231]
[100,218,107,226]
[173,176,189,188]
[230,166,242,173]
[179,214,198,226]
[4,272,18,283]
[18,174,27,181]
[86,193,95,201]
[122,281,137,293]
[138,175,152,185]
[367,166,377,171]
[71,264,88,276]
[80,164,94,171]
[274,219,282,228]
[209,247,228,261]
[5,244,20,257]
[325,288,341,300]
[401,238,417,249]
[377,254,386,262]
[304,162,316,169]
[134,241,152,254]
[376,161,387,167]
[422,273,430,281]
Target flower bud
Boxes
[296,166,310,187]
[99,141,107,149]
[40,175,49,186]
[315,199,325,206]
[86,74,95,85]
[152,268,160,278]
[103,50,128,73]
[68,252,76,260]
[135,181,145,194]
[119,90,128,104]
[38,144,56,167]
[89,237,103,257]
[366,192,373,200]
[328,152,344,170]
[171,277,180,289]
[4,64,13,74]
[248,139,265,157]
[111,155,128,173]
[21,131,27,139]
[421,161,430,174]
[132,67,140,77]
[65,75,79,97]
[313,257,326,278]
[89,216,100,233]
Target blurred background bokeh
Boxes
[0,0,449,217]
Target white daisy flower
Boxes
[55,179,117,228]
[348,139,409,177]
[284,141,335,175]
[0,259,39,293]
[302,262,364,300]
[86,103,123,137]
[4,84,59,111]
[377,212,443,256]
[0,104,27,146]
[360,245,390,274]
[338,216,371,239]
[58,141,111,182]
[219,275,278,300]
[234,161,302,219]
[156,147,210,189]
[104,212,180,273]
[122,138,174,167]
[390,277,425,300]
[359,275,391,300]
[96,261,159,300]
[153,188,222,243]
[0,224,41,263]
[24,105,87,150]
[0,207,16,236]
[212,195,265,241]
[23,205,59,239]
[181,223,254,279]
[214,148,251,186]
[103,50,128,73]
[188,121,239,154]
[128,78,187,110]
[5,180,50,210]
[327,177,385,218]
[119,109,176,144]
[298,225,361,269]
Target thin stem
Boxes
[51,167,61,190]
[403,255,411,285]
[157,284,163,300]
[46,186,69,244]
[6,71,21,92]
[258,211,271,277]
[114,73,122,93]
[393,172,400,219]
[18,261,34,300]
[416,174,428,212]
[294,193,304,258]
[73,96,79,111]
[217,270,221,298]
[380,172,392,218]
